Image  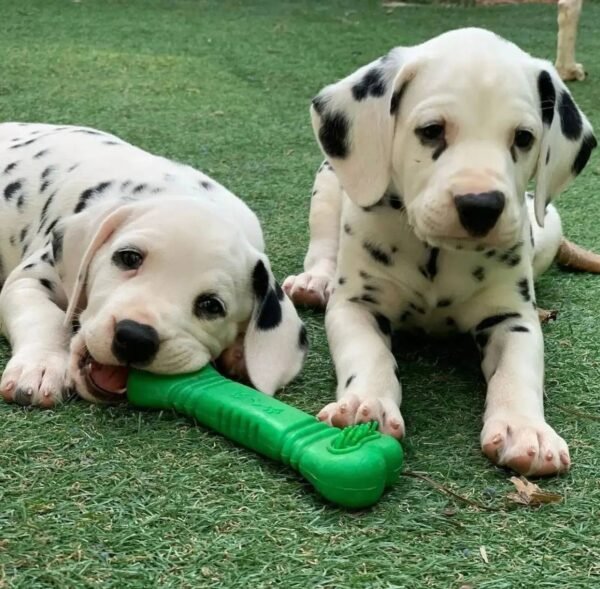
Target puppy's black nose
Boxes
[454,191,505,237]
[112,320,159,365]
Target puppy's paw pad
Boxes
[481,417,570,476]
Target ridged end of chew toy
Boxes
[330,422,380,451]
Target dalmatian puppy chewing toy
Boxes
[284,28,598,477]
[0,124,308,408]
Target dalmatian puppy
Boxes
[284,28,597,476]
[0,123,307,408]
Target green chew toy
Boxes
[127,365,403,508]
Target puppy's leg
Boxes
[555,0,585,81]
[470,301,569,476]
[283,161,341,308]
[317,298,404,438]
[0,250,71,408]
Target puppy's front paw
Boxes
[283,272,332,308]
[481,416,570,476]
[0,350,72,408]
[317,393,405,439]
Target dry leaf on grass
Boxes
[479,545,489,564]
[507,476,563,506]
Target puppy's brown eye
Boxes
[194,293,226,320]
[416,123,445,142]
[112,248,144,270]
[514,129,535,150]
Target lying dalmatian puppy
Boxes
[0,123,307,407]
[284,28,598,476]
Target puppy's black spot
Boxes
[361,293,379,305]
[352,68,387,101]
[517,278,531,301]
[510,325,530,333]
[318,110,350,159]
[363,241,392,266]
[363,284,379,292]
[9,138,37,149]
[16,193,26,210]
[51,228,64,262]
[121,180,132,191]
[74,181,113,213]
[558,90,583,140]
[103,141,120,146]
[432,139,447,161]
[485,249,496,258]
[34,149,49,159]
[23,262,36,270]
[445,317,456,327]
[338,277,346,285]
[475,332,489,349]
[41,251,51,263]
[573,134,598,176]
[45,219,58,236]
[39,193,55,230]
[3,162,18,174]
[343,223,353,235]
[345,374,356,388]
[472,266,485,282]
[41,166,54,180]
[275,281,284,301]
[9,235,16,247]
[387,193,404,210]
[409,302,425,315]
[375,313,392,335]
[252,260,270,300]
[537,71,556,127]
[133,183,147,194]
[4,181,22,201]
[256,289,282,330]
[19,225,29,243]
[39,278,53,291]
[67,163,80,173]
[359,270,371,280]
[298,325,309,349]
[545,148,551,165]
[475,312,521,331]
[422,248,439,281]
[399,310,412,322]
[437,298,452,308]
[390,81,409,115]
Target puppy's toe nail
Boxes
[361,407,370,417]
[546,451,554,461]
[560,451,570,466]
[527,447,537,457]
[492,434,503,445]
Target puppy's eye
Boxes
[416,123,445,142]
[514,129,535,150]
[194,293,226,320]
[112,248,144,270]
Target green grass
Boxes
[1,1,600,587]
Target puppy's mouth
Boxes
[81,349,129,403]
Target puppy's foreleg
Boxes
[283,162,342,307]
[317,298,404,438]
[0,253,71,407]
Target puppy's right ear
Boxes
[310,50,420,207]
[53,202,134,325]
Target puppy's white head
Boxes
[311,28,596,250]
[54,198,307,403]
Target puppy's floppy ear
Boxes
[54,202,134,325]
[310,49,419,207]
[533,61,597,226]
[244,257,308,396]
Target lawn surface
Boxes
[1,1,600,587]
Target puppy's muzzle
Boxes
[112,319,160,365]
[454,191,505,237]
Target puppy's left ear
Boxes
[533,62,597,226]
[244,258,308,395]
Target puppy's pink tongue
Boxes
[89,361,129,394]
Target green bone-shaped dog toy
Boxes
[127,365,403,508]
